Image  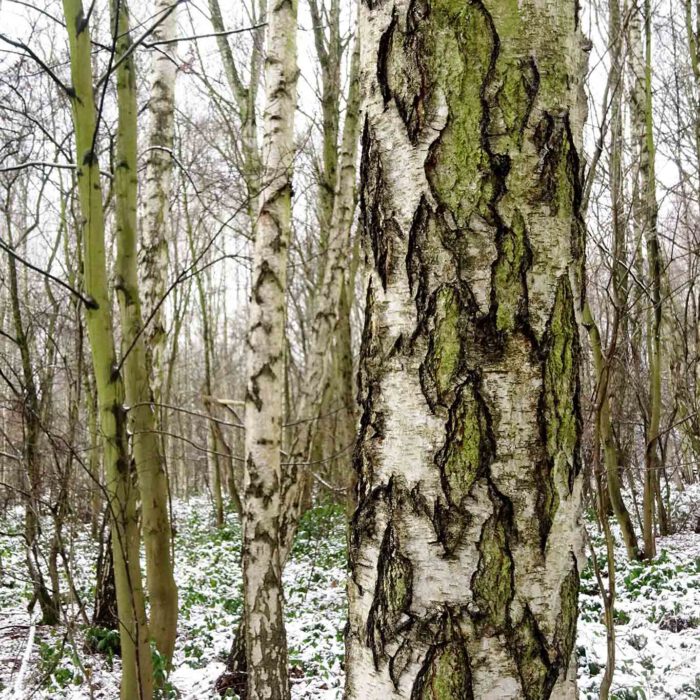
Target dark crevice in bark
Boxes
[350,0,584,693]
[410,610,474,700]
[377,8,398,106]
[360,119,404,291]
[366,522,414,666]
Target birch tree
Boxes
[242,0,298,696]
[112,0,178,664]
[141,0,179,405]
[628,0,663,558]
[346,0,588,696]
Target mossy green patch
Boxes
[493,209,529,332]
[471,508,512,630]
[439,378,490,506]
[427,286,462,397]
[512,607,553,700]
[414,638,473,700]
[555,563,579,668]
[543,275,580,498]
[424,0,495,226]
[367,524,413,662]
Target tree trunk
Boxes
[61,2,153,696]
[219,27,361,696]
[241,0,298,695]
[5,243,59,624]
[628,0,662,559]
[112,0,178,664]
[345,0,588,697]
[140,0,178,407]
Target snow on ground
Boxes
[0,487,698,699]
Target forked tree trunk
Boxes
[241,0,298,696]
[62,2,153,697]
[218,27,361,699]
[112,0,178,664]
[346,0,588,697]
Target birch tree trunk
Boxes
[579,0,640,561]
[218,28,360,699]
[281,31,362,553]
[111,0,179,664]
[307,0,358,490]
[346,0,588,697]
[141,0,178,406]
[242,0,298,695]
[61,1,153,696]
[628,0,662,558]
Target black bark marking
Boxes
[367,523,414,667]
[360,119,403,291]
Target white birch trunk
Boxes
[281,31,362,551]
[346,0,589,697]
[141,0,178,402]
[242,0,298,696]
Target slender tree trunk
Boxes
[61,2,153,696]
[628,0,661,559]
[111,0,178,665]
[583,303,640,559]
[183,190,228,526]
[281,31,362,552]
[5,243,59,624]
[209,0,263,220]
[141,0,178,407]
[345,0,588,696]
[219,24,360,699]
[242,0,298,695]
[86,378,102,540]
[578,0,640,561]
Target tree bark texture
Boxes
[242,0,298,696]
[628,0,662,558]
[346,0,588,697]
[140,0,178,405]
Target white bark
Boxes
[242,0,298,696]
[346,0,589,697]
[140,0,178,401]
[281,30,361,550]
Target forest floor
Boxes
[0,486,698,700]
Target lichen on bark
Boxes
[411,615,473,700]
[347,0,587,695]
[470,500,513,631]
[539,276,582,532]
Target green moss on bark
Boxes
[412,636,473,700]
[437,376,492,507]
[512,607,555,700]
[367,523,413,664]
[425,0,494,226]
[554,560,579,670]
[543,276,580,497]
[493,209,529,332]
[429,287,461,396]
[471,505,513,630]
